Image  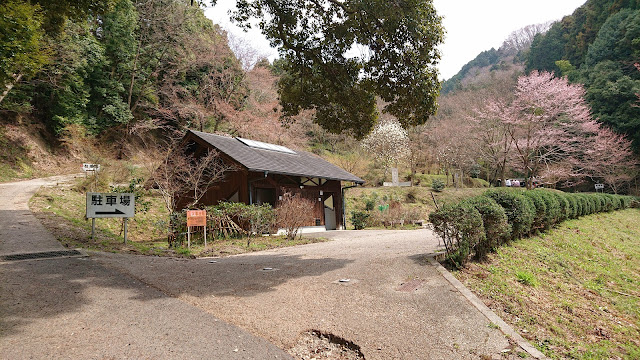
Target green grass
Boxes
[455,209,640,359]
[29,177,325,257]
[345,186,487,220]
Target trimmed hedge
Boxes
[429,189,634,267]
[485,189,535,240]
[522,191,547,232]
[465,196,511,260]
[429,201,484,268]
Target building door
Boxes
[323,194,336,230]
[255,188,276,206]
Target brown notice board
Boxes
[186,210,206,227]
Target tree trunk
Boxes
[0,73,22,105]
[499,160,506,187]
[128,45,140,110]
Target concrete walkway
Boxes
[0,176,291,359]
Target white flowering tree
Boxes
[361,118,410,184]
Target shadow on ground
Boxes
[1,251,352,338]
[99,252,354,299]
[0,257,160,338]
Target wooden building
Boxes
[179,130,364,230]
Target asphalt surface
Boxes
[0,176,292,359]
[98,230,522,359]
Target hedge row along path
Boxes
[430,188,635,267]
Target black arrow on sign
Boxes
[95,209,125,215]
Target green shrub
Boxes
[466,196,511,259]
[522,191,547,232]
[574,194,588,216]
[585,195,597,215]
[431,178,445,192]
[599,194,612,212]
[350,210,370,230]
[537,190,561,229]
[550,192,571,222]
[364,199,376,211]
[484,189,535,239]
[429,202,485,268]
[564,194,578,219]
[168,211,187,247]
[592,195,604,213]
[616,195,628,209]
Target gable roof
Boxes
[187,130,365,184]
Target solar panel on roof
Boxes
[236,137,296,154]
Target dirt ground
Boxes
[95,229,521,359]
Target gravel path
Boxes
[97,229,519,359]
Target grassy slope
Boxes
[344,185,487,227]
[455,209,640,359]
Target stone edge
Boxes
[428,257,547,359]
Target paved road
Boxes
[0,177,291,359]
[99,230,522,359]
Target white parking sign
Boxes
[86,192,135,218]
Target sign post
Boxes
[86,192,135,243]
[186,210,207,249]
[594,183,604,193]
[82,163,101,173]
[82,164,101,190]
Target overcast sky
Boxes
[204,0,587,80]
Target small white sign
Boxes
[594,183,605,190]
[83,163,101,172]
[86,192,135,218]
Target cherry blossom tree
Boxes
[584,125,637,194]
[471,70,638,190]
[503,71,593,188]
[470,98,514,186]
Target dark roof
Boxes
[188,130,364,184]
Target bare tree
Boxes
[276,192,315,240]
[583,125,638,194]
[226,31,267,71]
[147,137,233,213]
[501,22,553,54]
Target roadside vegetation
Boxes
[29,175,324,258]
[455,209,640,359]
[429,187,636,267]
[344,184,487,229]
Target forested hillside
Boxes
[1,0,447,184]
[430,2,639,194]
[1,0,246,140]
[526,0,640,149]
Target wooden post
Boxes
[123,218,128,244]
[91,218,96,238]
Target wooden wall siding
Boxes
[176,133,346,229]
